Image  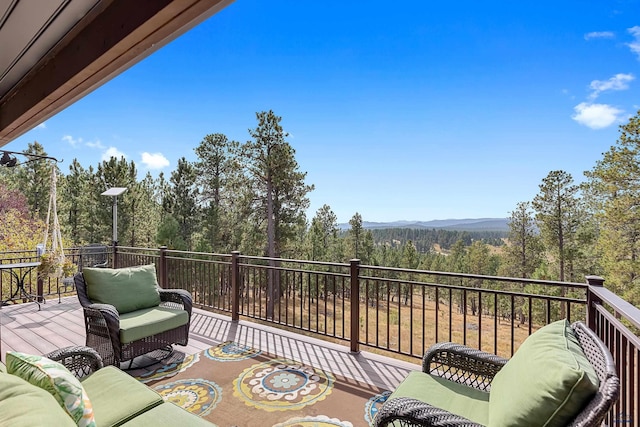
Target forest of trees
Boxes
[366,228,506,253]
[1,109,640,307]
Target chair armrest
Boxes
[374,397,484,427]
[45,346,103,379]
[86,303,120,324]
[83,303,121,365]
[423,342,507,391]
[159,289,192,314]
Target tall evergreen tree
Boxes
[348,212,364,259]
[129,173,160,248]
[60,159,89,245]
[307,204,338,261]
[584,110,640,304]
[168,157,199,250]
[241,110,314,318]
[194,133,241,252]
[503,202,542,278]
[15,142,54,221]
[532,170,582,282]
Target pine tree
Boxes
[15,142,54,221]
[168,158,199,250]
[532,170,582,282]
[584,110,640,304]
[503,202,542,278]
[241,110,314,317]
[348,212,364,259]
[194,133,241,252]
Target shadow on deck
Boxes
[0,297,417,391]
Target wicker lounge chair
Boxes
[74,265,192,367]
[374,321,619,427]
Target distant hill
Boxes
[338,218,509,232]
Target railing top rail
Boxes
[358,273,586,302]
[238,254,348,269]
[589,285,640,330]
[114,246,161,254]
[361,264,588,289]
[117,246,233,259]
[594,304,640,347]
[238,261,350,278]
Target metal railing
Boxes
[586,277,640,426]
[113,248,592,354]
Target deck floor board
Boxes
[0,296,416,390]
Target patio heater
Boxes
[101,187,127,245]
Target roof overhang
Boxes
[0,0,234,146]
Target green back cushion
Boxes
[489,319,599,427]
[0,370,76,427]
[84,264,161,314]
[6,352,96,427]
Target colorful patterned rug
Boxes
[133,342,391,427]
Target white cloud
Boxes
[35,122,46,129]
[86,140,104,149]
[584,31,615,40]
[101,147,127,161]
[572,102,624,129]
[628,26,640,59]
[62,135,81,146]
[140,152,170,170]
[588,73,634,99]
[63,134,105,149]
[62,135,82,147]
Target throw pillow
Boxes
[84,264,161,314]
[489,319,599,427]
[6,351,96,427]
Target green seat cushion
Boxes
[389,370,490,426]
[121,402,216,427]
[0,371,76,427]
[489,319,599,427]
[119,306,189,344]
[84,264,161,314]
[6,351,96,427]
[81,366,163,427]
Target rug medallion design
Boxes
[233,358,334,411]
[135,352,199,383]
[155,378,222,417]
[134,341,388,427]
[205,341,262,362]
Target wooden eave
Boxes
[0,0,234,146]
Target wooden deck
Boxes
[0,296,417,391]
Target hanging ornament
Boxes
[38,166,76,279]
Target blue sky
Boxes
[7,0,640,223]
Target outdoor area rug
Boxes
[133,341,392,427]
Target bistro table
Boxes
[0,262,44,310]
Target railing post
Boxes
[585,275,604,331]
[112,243,118,268]
[350,259,361,353]
[36,276,43,303]
[158,246,168,288]
[231,251,240,322]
